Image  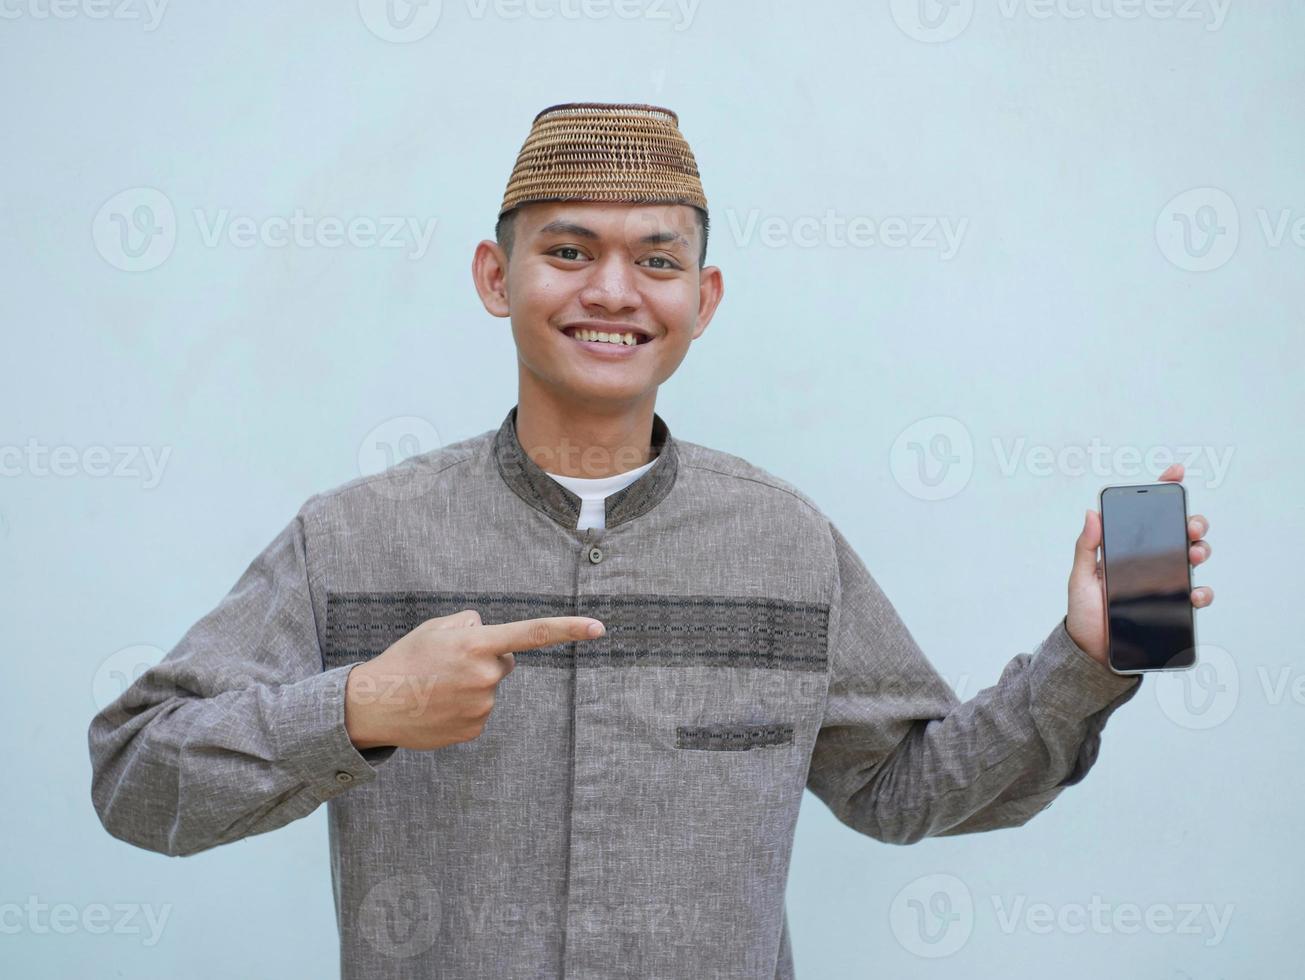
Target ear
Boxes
[692,264,725,340]
[472,240,511,318]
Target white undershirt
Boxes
[544,457,658,530]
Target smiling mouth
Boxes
[562,326,653,347]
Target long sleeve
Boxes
[804,520,1142,845]
[87,502,398,857]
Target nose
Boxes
[576,250,641,315]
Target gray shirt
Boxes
[87,404,1142,979]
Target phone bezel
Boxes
[1097,481,1198,675]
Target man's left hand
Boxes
[1066,463,1214,668]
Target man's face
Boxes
[474,201,723,408]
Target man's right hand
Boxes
[343,610,605,752]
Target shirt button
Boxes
[588,547,603,564]
[335,771,354,785]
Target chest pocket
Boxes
[564,594,831,752]
[676,722,796,751]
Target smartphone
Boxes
[1098,482,1197,674]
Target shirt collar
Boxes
[492,403,680,530]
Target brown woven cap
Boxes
[498,102,708,218]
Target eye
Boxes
[641,254,682,271]
[548,245,587,261]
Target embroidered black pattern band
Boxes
[323,590,830,672]
[675,723,796,751]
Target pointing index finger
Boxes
[469,616,606,656]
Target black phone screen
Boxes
[1100,483,1196,672]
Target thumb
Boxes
[1071,508,1101,582]
[425,609,483,631]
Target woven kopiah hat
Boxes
[498,102,708,219]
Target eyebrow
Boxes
[534,219,690,252]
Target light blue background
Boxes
[3,1,1301,976]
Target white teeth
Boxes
[572,329,640,346]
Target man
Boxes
[88,102,1215,979]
